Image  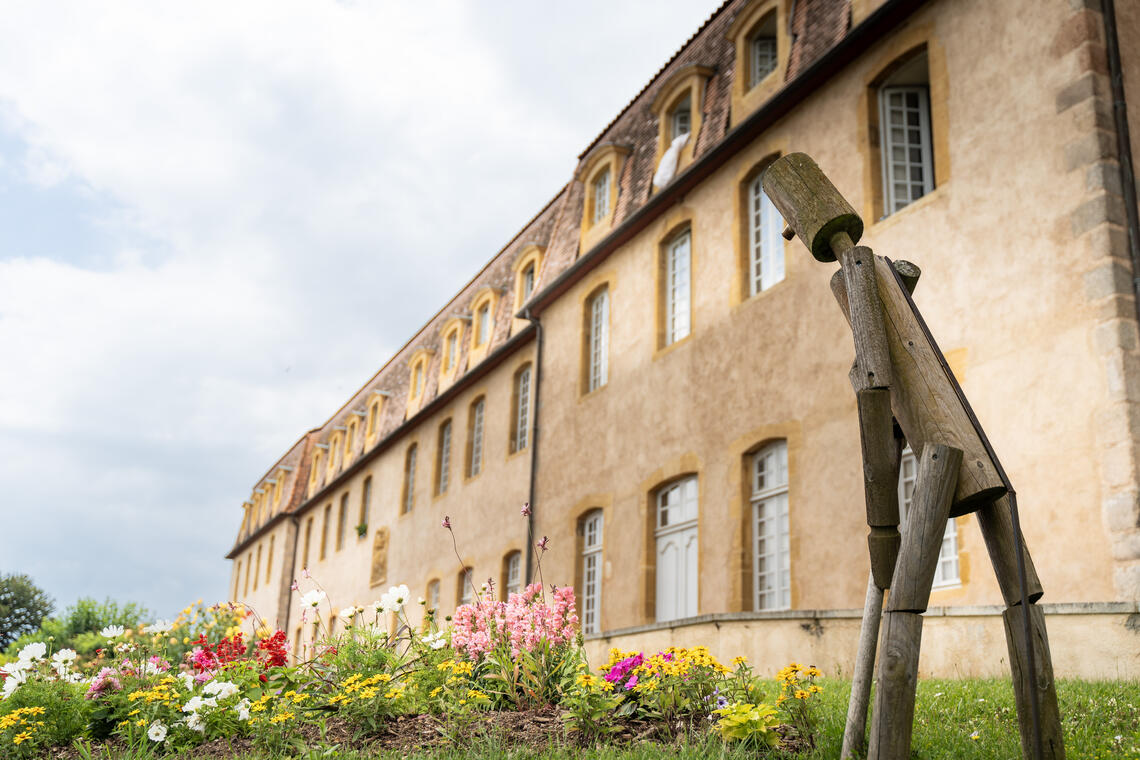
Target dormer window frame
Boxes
[365,391,387,445]
[467,287,500,367]
[512,245,545,309]
[577,143,631,252]
[651,65,714,183]
[726,0,789,124]
[406,347,435,416]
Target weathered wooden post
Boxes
[762,153,1064,760]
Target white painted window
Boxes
[670,95,691,140]
[505,552,522,597]
[427,579,440,611]
[880,86,933,214]
[749,176,785,295]
[412,363,424,397]
[655,476,699,622]
[512,365,531,452]
[752,440,790,610]
[751,35,778,86]
[457,568,473,607]
[437,420,451,495]
[476,303,491,345]
[403,444,416,513]
[581,510,604,634]
[665,230,691,345]
[592,168,611,224]
[445,330,458,372]
[522,264,535,302]
[469,398,485,476]
[898,447,960,587]
[588,288,609,392]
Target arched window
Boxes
[898,447,960,587]
[586,287,609,392]
[655,476,699,622]
[748,173,785,295]
[359,476,372,530]
[457,567,474,608]
[748,12,778,87]
[581,510,604,633]
[878,49,934,215]
[467,397,485,477]
[510,363,532,453]
[402,444,418,513]
[475,302,492,347]
[436,419,452,495]
[669,94,691,141]
[503,551,522,598]
[521,262,536,302]
[752,440,789,610]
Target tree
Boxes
[0,573,54,649]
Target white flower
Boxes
[186,712,205,732]
[17,642,47,664]
[177,672,196,690]
[418,596,426,606]
[235,698,251,721]
[370,600,385,615]
[1,666,26,698]
[100,625,126,638]
[182,695,217,713]
[147,721,168,742]
[421,631,447,650]
[338,606,362,624]
[380,584,410,612]
[301,590,327,609]
[203,680,238,700]
[145,620,174,634]
[51,649,77,666]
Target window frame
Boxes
[751,440,790,611]
[747,173,786,296]
[436,418,452,495]
[591,167,611,226]
[457,567,473,608]
[467,397,486,478]
[586,286,610,393]
[510,363,532,454]
[503,551,522,599]
[581,510,604,634]
[662,227,692,347]
[879,85,934,215]
[427,579,441,612]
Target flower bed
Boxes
[0,514,822,757]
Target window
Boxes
[749,175,786,295]
[898,447,960,587]
[366,397,382,440]
[467,397,485,477]
[503,551,522,599]
[359,476,371,529]
[309,450,323,495]
[457,568,473,608]
[581,510,604,634]
[233,560,241,600]
[302,516,313,569]
[402,444,417,513]
[427,579,441,611]
[586,287,609,392]
[328,433,342,476]
[444,329,459,373]
[749,13,778,87]
[655,476,699,622]
[436,419,452,495]
[663,229,692,346]
[243,553,251,596]
[752,441,790,610]
[591,168,611,225]
[510,364,531,453]
[273,477,283,509]
[412,362,424,398]
[344,419,357,464]
[319,504,331,560]
[878,50,934,215]
[266,536,275,584]
[670,95,691,140]
[521,263,535,302]
[336,493,349,551]
[476,303,491,346]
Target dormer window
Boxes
[476,303,491,345]
[521,263,535,301]
[727,2,786,123]
[591,168,611,225]
[412,362,424,397]
[467,289,499,366]
[365,392,386,443]
[748,14,777,87]
[670,95,691,140]
[445,330,458,372]
[406,349,434,415]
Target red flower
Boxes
[259,673,268,683]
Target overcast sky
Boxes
[0,1,722,619]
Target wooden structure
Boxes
[762,154,1064,760]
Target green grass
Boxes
[75,678,1140,759]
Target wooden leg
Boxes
[842,572,883,759]
[858,388,902,590]
[1002,604,1065,760]
[976,495,1044,606]
[868,443,961,759]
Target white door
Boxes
[655,476,699,622]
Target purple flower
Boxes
[625,674,638,689]
[716,695,729,709]
[537,536,549,551]
[521,502,532,517]
[442,516,451,529]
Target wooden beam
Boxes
[841,573,884,759]
[1003,604,1066,760]
[858,388,901,588]
[977,495,1045,606]
[867,611,923,759]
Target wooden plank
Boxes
[858,388,901,589]
[841,244,893,390]
[886,443,961,613]
[867,611,923,760]
[761,153,863,262]
[1003,604,1066,760]
[841,573,884,760]
[831,257,1007,515]
[977,495,1045,606]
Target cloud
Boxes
[0,0,718,615]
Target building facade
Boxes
[227,0,1140,678]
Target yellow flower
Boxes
[135,719,147,727]
[127,709,140,717]
[794,690,809,700]
[805,666,822,678]
[808,685,822,694]
[430,687,442,698]
[13,731,32,745]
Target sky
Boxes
[0,0,724,619]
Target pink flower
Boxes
[537,536,549,551]
[442,515,451,529]
[301,568,312,579]
[290,579,299,592]
[520,502,532,517]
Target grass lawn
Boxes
[75,677,1139,759]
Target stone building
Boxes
[226,0,1140,678]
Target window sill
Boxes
[869,184,947,233]
[652,333,693,362]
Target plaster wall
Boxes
[535,0,1120,642]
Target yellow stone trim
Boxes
[438,318,466,392]
[326,431,343,478]
[468,288,500,367]
[512,245,545,334]
[406,347,435,417]
[365,391,387,445]
[651,64,714,172]
[343,417,359,467]
[726,0,790,126]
